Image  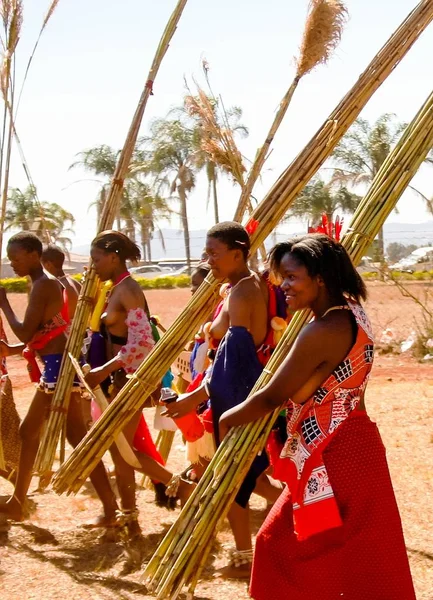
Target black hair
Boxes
[41,244,65,268]
[7,232,43,256]
[206,221,250,260]
[91,230,141,263]
[269,233,367,302]
[191,262,211,280]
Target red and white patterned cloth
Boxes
[250,302,416,600]
[273,301,374,539]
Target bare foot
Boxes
[214,562,252,580]
[0,496,24,522]
[82,513,119,529]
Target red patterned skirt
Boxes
[250,411,415,600]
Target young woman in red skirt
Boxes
[219,234,415,600]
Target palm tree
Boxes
[140,118,198,272]
[331,114,406,258]
[288,177,361,226]
[6,186,75,253]
[69,145,119,223]
[127,179,171,262]
[70,144,144,234]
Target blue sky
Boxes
[8,0,433,252]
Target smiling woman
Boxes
[219,233,416,600]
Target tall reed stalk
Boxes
[34,0,190,474]
[52,0,433,495]
[143,85,433,600]
[0,0,23,275]
[234,0,348,222]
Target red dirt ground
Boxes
[0,283,432,599]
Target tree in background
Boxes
[70,145,119,224]
[287,177,360,226]
[183,92,248,224]
[6,185,75,253]
[140,118,198,272]
[126,178,171,263]
[70,145,170,258]
[387,242,418,263]
[331,114,406,258]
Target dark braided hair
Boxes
[91,230,141,263]
[269,233,367,302]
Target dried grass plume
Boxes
[296,0,348,78]
[184,89,246,187]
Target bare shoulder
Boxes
[67,276,82,292]
[33,275,61,295]
[115,276,145,308]
[297,312,354,354]
[231,273,264,300]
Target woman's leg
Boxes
[111,408,193,507]
[66,392,118,526]
[0,390,50,520]
[254,473,283,504]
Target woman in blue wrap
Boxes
[163,221,283,578]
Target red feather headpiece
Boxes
[308,214,343,242]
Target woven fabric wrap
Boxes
[0,375,21,471]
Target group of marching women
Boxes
[0,222,416,599]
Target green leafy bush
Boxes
[0,277,29,292]
[0,273,191,293]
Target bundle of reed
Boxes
[51,0,433,495]
[34,0,190,474]
[143,86,433,600]
[234,0,348,222]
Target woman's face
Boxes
[278,253,322,311]
[205,236,242,279]
[91,247,117,282]
[191,270,205,295]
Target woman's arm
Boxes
[0,340,25,357]
[161,383,209,418]
[219,322,331,439]
[0,281,55,343]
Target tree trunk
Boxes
[378,225,386,280]
[147,239,152,263]
[140,224,149,263]
[178,185,191,274]
[378,226,385,260]
[126,218,136,242]
[98,187,106,223]
[212,177,219,224]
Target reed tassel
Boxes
[34,0,190,474]
[142,86,433,599]
[234,0,348,222]
[51,0,433,496]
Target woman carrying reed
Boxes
[219,234,415,599]
[162,221,284,577]
[84,231,193,534]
